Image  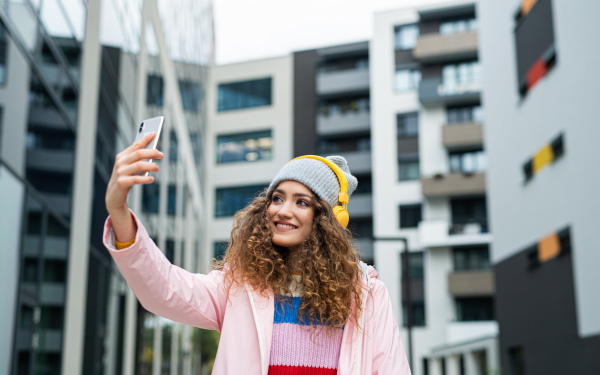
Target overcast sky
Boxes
[212,0,441,65]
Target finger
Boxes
[119,148,163,166]
[116,175,155,190]
[130,131,156,151]
[118,160,160,176]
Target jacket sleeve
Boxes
[370,279,412,375]
[103,211,227,332]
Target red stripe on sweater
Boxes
[268,365,337,375]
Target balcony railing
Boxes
[421,172,486,197]
[413,30,478,63]
[448,270,495,297]
[316,110,370,136]
[316,68,370,96]
[442,122,483,150]
[418,219,492,248]
[419,77,482,106]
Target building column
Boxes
[447,355,460,375]
[430,358,442,375]
[465,351,478,375]
[61,0,102,374]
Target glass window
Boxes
[0,24,6,85]
[216,130,272,164]
[167,185,177,216]
[318,96,369,116]
[440,18,478,35]
[397,112,419,137]
[453,246,490,271]
[456,297,494,321]
[401,251,425,327]
[317,135,370,154]
[447,104,483,124]
[398,155,420,181]
[213,241,228,260]
[348,218,373,238]
[215,184,266,217]
[217,77,272,112]
[400,204,422,228]
[169,130,178,162]
[449,150,486,174]
[146,74,164,106]
[395,69,421,92]
[402,301,426,327]
[354,175,372,195]
[178,80,201,112]
[317,56,369,73]
[450,196,487,229]
[394,24,419,50]
[442,61,482,94]
[142,183,160,214]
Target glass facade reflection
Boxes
[0,0,214,374]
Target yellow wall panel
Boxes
[532,143,554,174]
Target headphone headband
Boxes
[290,155,349,206]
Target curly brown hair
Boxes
[214,188,365,332]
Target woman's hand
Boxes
[105,132,163,243]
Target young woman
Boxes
[103,132,411,375]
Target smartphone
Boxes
[133,116,164,177]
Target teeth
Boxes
[277,224,296,229]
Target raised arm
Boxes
[105,131,162,244]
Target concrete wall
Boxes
[479,0,600,338]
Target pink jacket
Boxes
[103,212,412,375]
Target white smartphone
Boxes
[133,116,164,177]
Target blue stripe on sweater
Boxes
[274,296,321,326]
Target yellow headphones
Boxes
[290,155,350,227]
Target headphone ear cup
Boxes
[332,206,350,228]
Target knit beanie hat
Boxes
[268,155,358,208]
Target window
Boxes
[400,204,422,229]
[449,150,486,174]
[456,297,494,321]
[450,196,488,232]
[169,130,178,162]
[216,130,272,164]
[348,218,373,239]
[508,347,526,375]
[317,135,370,154]
[146,75,164,106]
[395,68,421,92]
[354,175,372,195]
[397,112,419,137]
[317,56,368,73]
[394,24,419,50]
[0,24,7,85]
[142,183,160,214]
[217,77,272,111]
[442,61,482,94]
[439,17,477,35]
[401,252,425,327]
[213,241,229,260]
[514,0,556,96]
[447,104,483,124]
[178,80,201,112]
[215,184,266,217]
[398,155,420,181]
[167,185,177,216]
[453,246,490,271]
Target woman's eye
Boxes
[272,195,283,203]
[297,200,309,206]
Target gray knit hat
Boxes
[268,155,358,208]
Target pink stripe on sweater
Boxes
[269,323,343,369]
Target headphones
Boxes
[290,155,350,228]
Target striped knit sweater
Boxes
[268,294,343,375]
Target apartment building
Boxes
[479,0,600,373]
[204,56,294,265]
[371,1,497,374]
[293,42,374,263]
[0,1,213,374]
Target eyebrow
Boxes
[273,189,313,199]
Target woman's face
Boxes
[267,180,315,251]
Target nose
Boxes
[277,200,293,219]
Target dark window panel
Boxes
[146,75,164,106]
[400,204,422,229]
[456,297,495,321]
[217,77,272,112]
[397,112,419,137]
[453,246,490,271]
[215,184,266,217]
[216,130,272,164]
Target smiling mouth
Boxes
[275,223,297,230]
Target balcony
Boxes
[348,193,372,218]
[413,31,478,64]
[448,270,495,297]
[421,172,486,197]
[316,68,370,96]
[418,219,491,248]
[442,122,483,150]
[316,110,370,136]
[446,321,498,345]
[27,149,74,173]
[324,149,371,175]
[419,77,482,106]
